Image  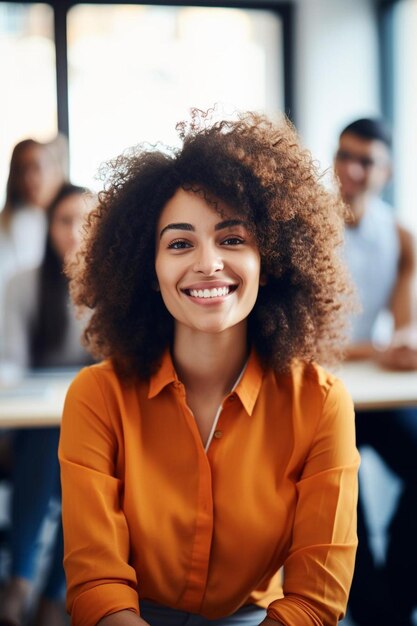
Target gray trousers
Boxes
[140,601,267,626]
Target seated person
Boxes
[0,136,67,531]
[0,184,94,626]
[59,110,359,626]
[335,117,417,626]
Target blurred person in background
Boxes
[0,183,94,626]
[0,137,67,332]
[335,117,417,626]
[0,135,68,543]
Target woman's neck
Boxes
[172,323,249,398]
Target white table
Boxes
[2,361,417,429]
[0,369,77,429]
[334,360,417,410]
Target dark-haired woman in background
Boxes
[0,139,66,326]
[0,184,94,626]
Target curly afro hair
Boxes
[69,108,353,378]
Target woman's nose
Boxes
[193,245,224,275]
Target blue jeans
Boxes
[140,601,266,626]
[11,427,65,600]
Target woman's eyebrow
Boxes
[159,218,247,239]
[159,223,194,238]
[215,219,247,231]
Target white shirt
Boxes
[0,206,47,349]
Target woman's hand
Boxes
[375,345,417,371]
[96,610,150,626]
[375,325,417,370]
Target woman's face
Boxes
[155,188,261,336]
[49,193,89,262]
[17,144,59,209]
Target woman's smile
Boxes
[181,282,238,302]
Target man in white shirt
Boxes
[335,117,417,626]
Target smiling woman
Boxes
[59,109,359,626]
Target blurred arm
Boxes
[390,225,415,330]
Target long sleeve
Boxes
[267,379,359,626]
[0,210,46,354]
[59,367,139,626]
[59,353,359,626]
[1,268,37,369]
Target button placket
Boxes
[210,397,235,445]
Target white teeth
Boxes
[189,286,231,298]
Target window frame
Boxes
[2,0,294,139]
[377,0,398,125]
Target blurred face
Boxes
[334,133,391,204]
[49,193,90,262]
[16,144,54,208]
[155,188,261,337]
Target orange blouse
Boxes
[59,350,359,626]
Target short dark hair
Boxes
[70,110,353,378]
[340,117,392,149]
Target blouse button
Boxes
[214,430,223,439]
[228,394,236,402]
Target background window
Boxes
[0,2,57,205]
[67,4,284,190]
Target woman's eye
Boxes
[222,237,244,246]
[167,239,192,250]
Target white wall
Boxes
[294,0,381,174]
